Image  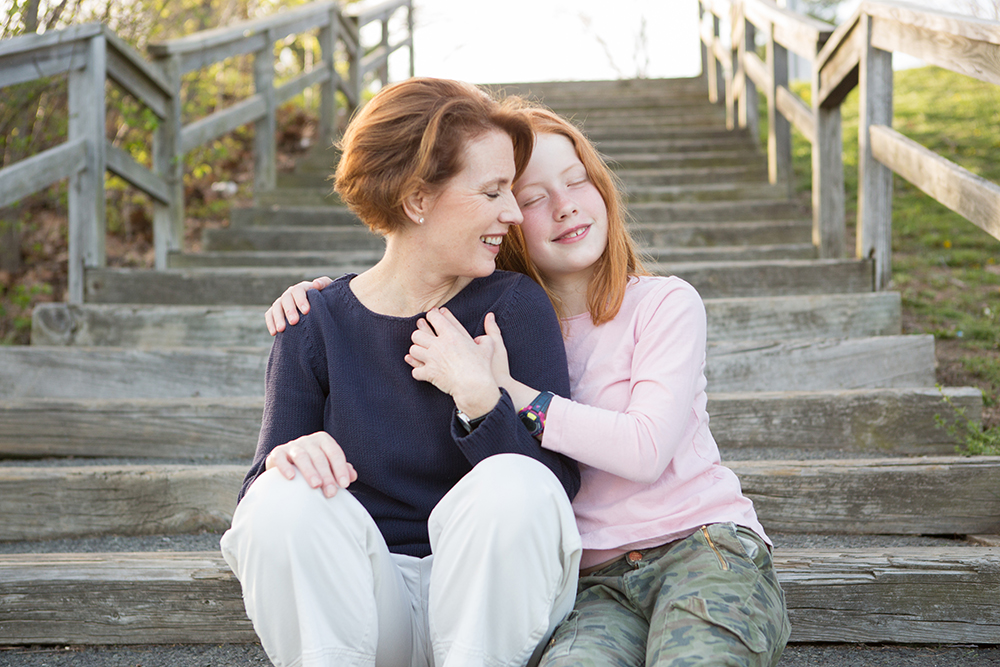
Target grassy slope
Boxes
[788,66,1000,428]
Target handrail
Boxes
[0,0,414,303]
[700,0,1000,290]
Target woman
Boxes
[224,79,582,667]
[271,101,790,666]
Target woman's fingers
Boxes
[264,432,354,498]
[264,278,331,336]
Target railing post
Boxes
[378,13,390,88]
[708,11,722,103]
[766,22,792,193]
[407,0,415,78]
[67,31,107,304]
[319,8,340,147]
[739,18,759,145]
[812,60,845,258]
[699,1,709,83]
[347,14,362,118]
[254,29,277,195]
[152,54,183,270]
[857,12,894,290]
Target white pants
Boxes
[221,453,582,667]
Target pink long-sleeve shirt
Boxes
[543,275,769,569]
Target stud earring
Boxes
[418,217,425,224]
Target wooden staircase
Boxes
[3,77,999,651]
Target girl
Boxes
[269,103,790,667]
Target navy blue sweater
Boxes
[239,271,579,557]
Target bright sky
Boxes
[387,0,992,84]
[401,0,701,84]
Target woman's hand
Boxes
[406,307,500,419]
[265,276,334,336]
[265,431,357,498]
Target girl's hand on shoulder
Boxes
[406,307,500,419]
[265,276,333,336]
[264,431,357,498]
[477,312,512,387]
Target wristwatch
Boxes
[456,408,487,434]
[519,391,554,437]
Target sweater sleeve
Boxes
[543,280,706,484]
[451,278,580,499]
[237,304,328,502]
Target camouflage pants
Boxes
[537,523,790,667]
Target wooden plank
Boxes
[704,334,935,392]
[817,13,862,109]
[870,125,1000,242]
[857,13,894,290]
[0,139,87,210]
[347,0,411,26]
[743,50,770,90]
[0,397,261,459]
[0,552,255,644]
[812,98,846,258]
[744,0,833,59]
[704,292,900,341]
[0,22,102,59]
[0,347,268,399]
[105,143,171,205]
[274,62,331,106]
[766,32,792,191]
[653,258,874,299]
[176,32,268,75]
[253,32,277,194]
[104,29,171,112]
[29,291,896,349]
[866,0,1000,46]
[67,32,107,305]
[3,548,999,645]
[711,387,981,454]
[777,547,1000,643]
[734,457,1000,535]
[775,85,814,143]
[0,38,89,88]
[872,15,1000,88]
[179,94,267,155]
[148,1,337,57]
[0,465,244,540]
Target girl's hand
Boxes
[264,431,357,498]
[477,312,512,387]
[265,276,334,335]
[406,307,500,419]
[478,312,546,414]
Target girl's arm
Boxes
[489,280,707,484]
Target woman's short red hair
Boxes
[334,78,534,236]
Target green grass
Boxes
[782,67,1000,427]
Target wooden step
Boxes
[0,397,262,459]
[203,225,383,250]
[711,387,979,455]
[0,465,244,541]
[631,220,812,246]
[166,243,815,270]
[81,259,871,305]
[0,457,995,541]
[0,387,976,460]
[32,292,898,348]
[1,547,998,645]
[615,165,768,186]
[626,182,788,203]
[229,203,360,227]
[705,334,936,391]
[609,150,768,170]
[630,199,808,222]
[255,187,343,207]
[731,456,1000,535]
[0,334,934,400]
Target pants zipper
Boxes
[701,526,730,571]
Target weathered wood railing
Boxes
[0,0,413,303]
[700,0,1000,289]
